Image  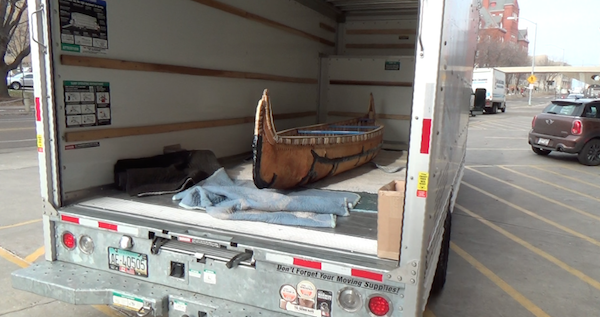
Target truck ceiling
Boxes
[294,0,420,20]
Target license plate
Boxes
[108,247,148,277]
[537,138,550,146]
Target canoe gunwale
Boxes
[256,89,384,146]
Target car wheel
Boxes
[10,82,21,90]
[532,146,551,156]
[577,139,600,166]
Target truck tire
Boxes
[491,103,498,114]
[501,103,506,112]
[430,211,452,295]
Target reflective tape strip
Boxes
[322,262,351,275]
[60,214,139,235]
[265,253,383,282]
[420,118,433,154]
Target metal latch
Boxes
[153,239,254,268]
[137,303,153,317]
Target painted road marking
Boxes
[0,246,30,267]
[0,127,35,132]
[0,139,36,143]
[0,218,41,230]
[466,167,600,222]
[475,121,530,131]
[0,246,121,317]
[462,182,600,248]
[450,242,551,317]
[499,166,600,204]
[456,204,600,292]
[466,164,553,168]
[529,165,600,190]
[423,308,436,317]
[24,246,45,263]
[553,163,600,178]
[467,148,530,151]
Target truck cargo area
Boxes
[62,150,407,256]
[52,0,420,259]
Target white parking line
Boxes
[0,139,35,143]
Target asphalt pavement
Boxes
[0,113,36,150]
[1,94,600,317]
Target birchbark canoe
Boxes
[252,89,384,190]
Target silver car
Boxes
[6,72,34,90]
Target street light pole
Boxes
[509,16,537,106]
[530,21,537,106]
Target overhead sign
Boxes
[527,75,537,84]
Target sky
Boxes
[518,0,600,67]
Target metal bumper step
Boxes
[11,261,282,317]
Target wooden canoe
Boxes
[252,89,384,190]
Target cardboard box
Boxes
[377,180,406,260]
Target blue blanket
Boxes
[172,168,360,228]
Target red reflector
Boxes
[571,120,582,135]
[62,232,76,249]
[351,269,383,282]
[61,215,79,224]
[35,97,41,122]
[293,258,322,270]
[532,115,537,129]
[368,296,390,316]
[420,118,432,154]
[98,222,118,231]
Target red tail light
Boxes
[368,295,391,316]
[532,115,537,129]
[62,232,76,250]
[571,120,582,135]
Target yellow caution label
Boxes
[417,172,429,191]
[36,134,43,148]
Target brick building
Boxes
[478,0,529,50]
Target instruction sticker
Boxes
[64,81,111,128]
[173,300,187,312]
[112,292,143,311]
[65,142,100,150]
[59,0,108,54]
[385,60,401,71]
[189,269,202,278]
[417,172,429,198]
[203,270,216,284]
[36,134,43,153]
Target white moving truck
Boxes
[13,0,481,316]
[472,67,507,114]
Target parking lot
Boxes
[1,95,599,316]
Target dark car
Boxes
[529,99,600,165]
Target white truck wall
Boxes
[325,56,415,148]
[400,0,479,314]
[50,0,336,195]
[341,20,419,56]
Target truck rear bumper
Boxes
[11,261,283,317]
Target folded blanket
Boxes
[114,150,222,197]
[172,168,360,228]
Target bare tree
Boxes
[475,38,529,69]
[475,37,529,91]
[0,0,30,99]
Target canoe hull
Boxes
[252,90,384,190]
